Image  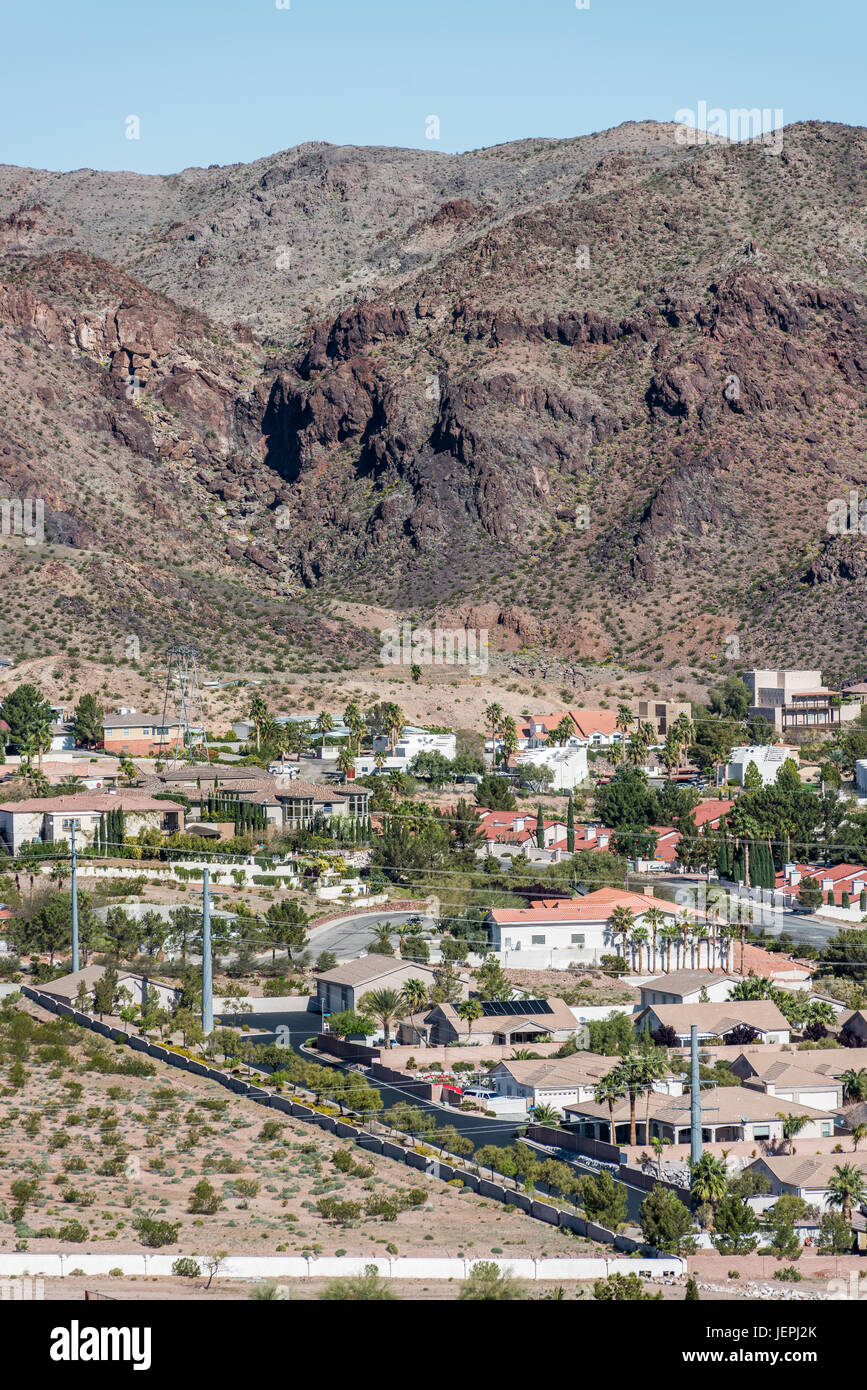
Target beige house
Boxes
[314,957,446,1014]
[0,792,184,854]
[636,999,791,1046]
[566,1086,836,1146]
[41,964,180,1012]
[730,1056,844,1110]
[639,971,737,1007]
[745,1154,867,1212]
[489,1053,684,1116]
[409,997,579,1048]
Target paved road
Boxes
[310,910,434,961]
[221,1008,521,1151]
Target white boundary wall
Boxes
[0,1254,685,1281]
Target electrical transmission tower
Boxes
[157,645,210,768]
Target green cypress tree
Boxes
[566,795,575,855]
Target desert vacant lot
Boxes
[0,998,600,1264]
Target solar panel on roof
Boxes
[478,998,553,1017]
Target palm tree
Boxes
[629,923,649,973]
[841,1069,867,1104]
[851,1124,867,1152]
[609,905,635,972]
[532,1103,562,1127]
[639,1053,667,1147]
[593,1072,627,1145]
[400,978,429,1045]
[249,694,269,752]
[678,911,696,969]
[651,1134,672,1179]
[659,921,682,974]
[826,1163,867,1223]
[613,1054,647,1148]
[336,746,355,778]
[456,998,483,1039]
[660,732,680,779]
[777,1112,811,1155]
[373,750,386,773]
[643,906,666,973]
[359,987,404,1048]
[484,703,504,765]
[690,1153,728,1224]
[615,704,633,762]
[369,921,394,952]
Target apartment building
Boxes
[744,670,860,732]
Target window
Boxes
[570,933,585,945]
[531,934,546,945]
[821,1122,831,1137]
[752,1125,770,1139]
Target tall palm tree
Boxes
[826,1163,867,1223]
[593,1072,627,1145]
[484,703,504,764]
[249,694,269,752]
[643,906,666,974]
[651,1134,672,1179]
[609,905,635,972]
[336,746,355,778]
[400,978,430,1045]
[659,921,682,974]
[851,1125,867,1152]
[613,1054,647,1148]
[639,1053,668,1148]
[629,923,649,973]
[677,911,695,970]
[615,704,634,763]
[359,987,404,1048]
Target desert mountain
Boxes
[0,120,866,680]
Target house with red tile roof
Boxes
[486,887,679,968]
[647,799,734,868]
[776,862,867,912]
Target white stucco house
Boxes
[513,743,589,791]
[486,887,679,970]
[722,744,797,787]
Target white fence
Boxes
[0,1253,685,1281]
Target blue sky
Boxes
[1,0,863,173]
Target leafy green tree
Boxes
[264,900,309,962]
[578,1169,627,1229]
[71,693,104,748]
[2,684,53,768]
[711,1194,758,1254]
[327,1010,376,1039]
[474,955,513,1001]
[638,1185,695,1254]
[818,1210,854,1254]
[92,966,119,1018]
[474,775,516,810]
